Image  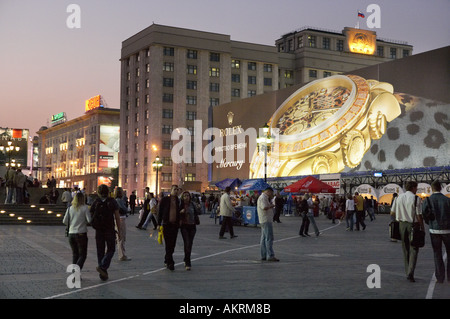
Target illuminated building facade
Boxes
[120,24,412,194]
[37,100,120,193]
[276,26,412,87]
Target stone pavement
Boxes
[1,212,449,301]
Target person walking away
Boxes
[142,192,158,230]
[299,196,310,237]
[367,196,376,221]
[330,196,338,224]
[306,194,320,236]
[218,187,237,239]
[63,192,91,272]
[157,185,181,271]
[345,194,355,231]
[273,191,283,223]
[391,181,424,282]
[129,191,136,215]
[257,187,279,261]
[180,191,200,270]
[115,187,131,261]
[61,188,73,208]
[14,168,26,204]
[49,187,59,204]
[4,167,17,204]
[90,184,122,281]
[422,180,450,283]
[354,192,366,230]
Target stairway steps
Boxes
[0,204,68,226]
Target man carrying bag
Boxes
[391,181,424,282]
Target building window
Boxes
[184,173,196,182]
[163,77,174,87]
[145,94,150,104]
[209,83,220,92]
[145,109,149,119]
[210,52,220,62]
[186,95,197,105]
[162,109,173,119]
[162,125,173,135]
[162,141,173,150]
[146,63,150,72]
[187,49,197,59]
[390,48,397,59]
[231,59,240,69]
[231,74,240,83]
[163,93,173,103]
[209,67,220,77]
[135,97,140,107]
[284,70,293,79]
[403,49,409,57]
[309,69,317,78]
[163,47,174,56]
[186,111,197,120]
[248,76,256,85]
[231,88,240,97]
[323,37,330,50]
[186,80,197,90]
[377,46,384,57]
[308,35,316,48]
[264,78,272,86]
[263,64,272,72]
[248,62,256,71]
[162,173,172,182]
[146,79,150,88]
[248,90,256,97]
[145,125,149,135]
[298,36,303,48]
[210,98,220,107]
[163,62,174,72]
[324,71,332,78]
[187,65,197,75]
[337,40,344,52]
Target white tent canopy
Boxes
[378,183,404,205]
[355,184,378,200]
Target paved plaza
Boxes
[1,212,449,301]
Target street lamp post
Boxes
[256,123,274,182]
[0,141,21,168]
[152,156,163,197]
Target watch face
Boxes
[269,75,370,155]
[275,86,351,136]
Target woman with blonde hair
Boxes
[63,192,91,270]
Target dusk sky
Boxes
[1,0,449,138]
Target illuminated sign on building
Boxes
[344,27,376,55]
[98,125,119,171]
[85,95,103,112]
[51,112,67,126]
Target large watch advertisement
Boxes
[212,48,449,182]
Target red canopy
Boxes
[284,176,336,194]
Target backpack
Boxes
[90,198,115,231]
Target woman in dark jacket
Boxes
[180,191,200,270]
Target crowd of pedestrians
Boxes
[59,178,450,286]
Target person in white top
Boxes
[391,181,424,282]
[345,194,355,231]
[63,192,91,270]
[257,187,279,262]
[219,187,237,239]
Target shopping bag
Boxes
[157,226,164,244]
[389,221,401,240]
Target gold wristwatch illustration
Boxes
[249,74,401,178]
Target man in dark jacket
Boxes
[423,180,450,283]
[157,185,181,271]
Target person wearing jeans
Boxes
[90,184,121,281]
[257,187,279,262]
[422,180,450,283]
[345,194,355,231]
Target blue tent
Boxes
[215,178,242,190]
[238,179,272,191]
